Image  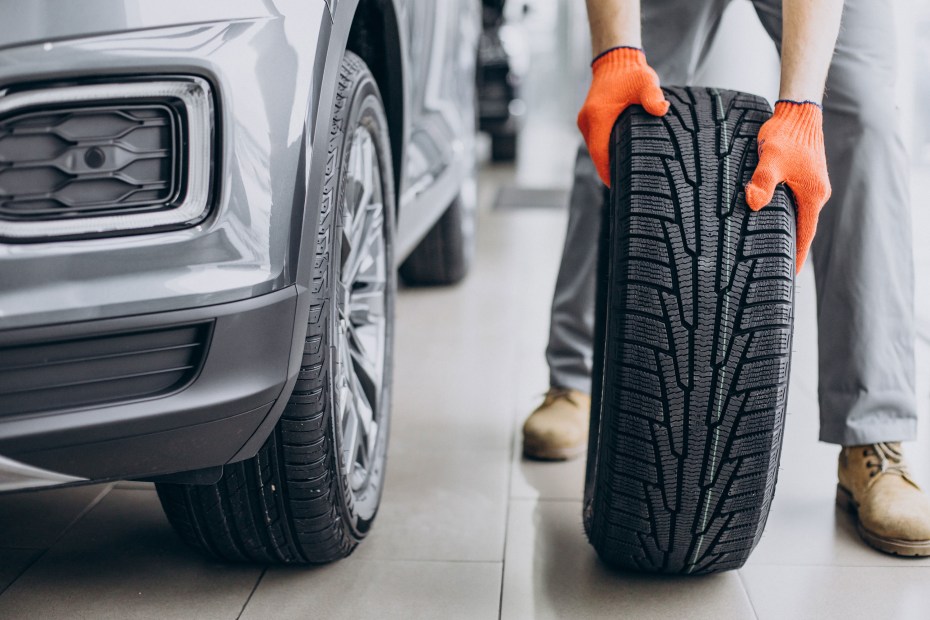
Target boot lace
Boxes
[862,442,909,479]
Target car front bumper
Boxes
[0,286,298,491]
[0,3,333,490]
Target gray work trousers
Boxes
[546,0,916,445]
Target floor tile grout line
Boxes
[498,407,518,620]
[0,549,41,598]
[736,569,761,620]
[236,567,267,620]
[52,483,115,546]
[743,562,930,569]
[333,558,506,565]
[0,545,516,565]
[0,482,114,598]
[498,318,531,619]
[510,497,583,504]
[498,236,540,620]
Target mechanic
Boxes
[522,0,930,556]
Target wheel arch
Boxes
[240,0,409,466]
[346,0,407,206]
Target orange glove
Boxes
[577,46,670,187]
[745,100,832,273]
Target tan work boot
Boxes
[837,442,930,556]
[522,388,590,460]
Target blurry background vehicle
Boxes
[0,0,478,565]
[477,0,530,162]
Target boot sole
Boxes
[523,440,586,461]
[835,484,930,557]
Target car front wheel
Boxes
[156,51,396,564]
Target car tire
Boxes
[156,51,396,564]
[584,87,796,574]
[490,131,517,162]
[399,177,476,286]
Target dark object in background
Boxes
[585,87,796,574]
[478,0,522,162]
[400,189,476,286]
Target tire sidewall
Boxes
[326,55,396,539]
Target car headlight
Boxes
[0,77,213,241]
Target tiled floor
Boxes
[1,163,929,619]
[3,2,930,616]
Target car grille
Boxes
[0,103,181,221]
[0,78,213,240]
[0,322,212,416]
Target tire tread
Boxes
[586,87,795,574]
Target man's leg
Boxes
[814,0,916,445]
[642,0,731,87]
[545,146,605,393]
[546,0,732,393]
[752,0,929,556]
[528,0,733,460]
[522,146,602,461]
[751,0,916,445]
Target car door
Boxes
[394,0,479,257]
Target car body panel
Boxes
[0,4,328,329]
[0,454,85,492]
[0,2,277,51]
[0,0,478,489]
[1,287,297,483]
[394,0,478,254]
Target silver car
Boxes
[0,0,479,564]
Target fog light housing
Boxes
[0,78,213,240]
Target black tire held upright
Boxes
[584,87,796,574]
[157,52,396,564]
